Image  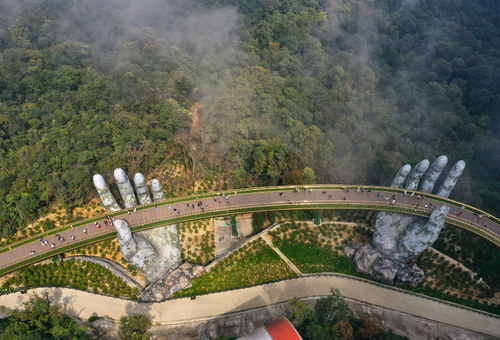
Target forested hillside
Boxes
[1,0,500,237]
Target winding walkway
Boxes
[0,274,498,337]
[1,186,500,275]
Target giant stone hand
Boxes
[373,155,465,261]
[93,170,178,284]
[115,219,182,283]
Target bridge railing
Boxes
[2,185,499,255]
[1,197,499,277]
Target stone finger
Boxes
[115,219,134,243]
[419,155,448,193]
[93,174,121,212]
[435,160,466,198]
[390,164,411,188]
[134,173,152,205]
[151,179,166,201]
[114,168,138,208]
[404,159,429,190]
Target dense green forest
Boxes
[1,0,500,237]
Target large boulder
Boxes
[344,244,424,287]
[139,262,206,302]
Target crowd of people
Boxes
[28,188,492,256]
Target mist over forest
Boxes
[0,0,500,237]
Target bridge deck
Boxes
[0,187,499,274]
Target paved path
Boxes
[261,234,303,276]
[0,275,498,337]
[1,186,499,273]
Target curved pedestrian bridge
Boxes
[0,185,499,276]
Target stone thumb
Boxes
[427,205,450,229]
[115,219,134,244]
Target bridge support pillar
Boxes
[314,210,322,225]
[231,216,240,238]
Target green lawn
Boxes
[173,238,297,297]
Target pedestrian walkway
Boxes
[0,275,498,337]
[0,186,499,275]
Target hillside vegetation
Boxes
[1,0,500,238]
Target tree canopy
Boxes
[0,293,90,340]
[1,0,500,238]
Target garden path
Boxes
[260,233,303,276]
[0,274,498,337]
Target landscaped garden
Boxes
[177,219,215,265]
[400,248,500,315]
[433,224,500,294]
[266,210,374,276]
[66,238,122,261]
[1,258,140,299]
[269,222,361,276]
[173,238,297,297]
[256,210,500,315]
[1,204,499,318]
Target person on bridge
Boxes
[30,251,35,255]
[280,192,284,196]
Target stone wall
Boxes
[91,298,495,340]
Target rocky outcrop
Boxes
[138,262,205,302]
[344,243,424,287]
